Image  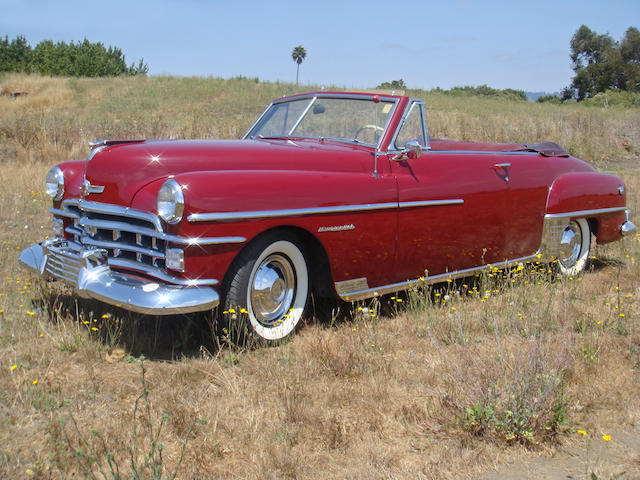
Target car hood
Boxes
[83,139,371,206]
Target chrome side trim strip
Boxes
[338,254,538,301]
[399,199,463,208]
[545,206,627,219]
[107,258,218,286]
[188,203,398,222]
[188,199,464,223]
[170,236,247,246]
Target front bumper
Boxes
[19,239,219,315]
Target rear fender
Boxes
[545,172,627,245]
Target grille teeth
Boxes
[65,206,167,271]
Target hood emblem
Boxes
[82,179,105,196]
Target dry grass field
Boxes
[1,74,640,479]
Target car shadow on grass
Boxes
[35,286,220,360]
[588,256,625,271]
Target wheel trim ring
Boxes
[250,254,296,326]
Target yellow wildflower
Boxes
[578,430,587,435]
[10,364,17,371]
[602,434,611,441]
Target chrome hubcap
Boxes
[559,222,582,268]
[250,254,296,326]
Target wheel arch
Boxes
[221,225,336,301]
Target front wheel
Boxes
[222,233,309,342]
[557,218,591,276]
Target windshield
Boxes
[246,96,396,147]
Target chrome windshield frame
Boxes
[243,93,400,150]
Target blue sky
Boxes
[2,0,638,92]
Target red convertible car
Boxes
[20,91,635,341]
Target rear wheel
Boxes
[557,218,591,276]
[223,233,309,342]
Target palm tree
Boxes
[291,45,307,85]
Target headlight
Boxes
[157,179,184,224]
[45,166,64,200]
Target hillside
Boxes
[1,73,638,170]
[0,74,639,479]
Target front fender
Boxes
[131,169,399,293]
[53,160,85,204]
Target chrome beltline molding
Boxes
[188,199,464,223]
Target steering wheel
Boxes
[354,124,384,141]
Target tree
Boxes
[567,25,640,100]
[0,34,148,77]
[291,45,306,85]
[377,79,406,89]
[0,34,32,72]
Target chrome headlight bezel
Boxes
[45,166,65,201]
[157,179,184,224]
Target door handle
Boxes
[491,163,511,169]
[491,163,510,182]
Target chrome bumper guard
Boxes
[621,210,636,237]
[19,239,219,315]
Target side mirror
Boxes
[392,140,422,162]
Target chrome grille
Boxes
[62,201,167,271]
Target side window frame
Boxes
[389,100,430,152]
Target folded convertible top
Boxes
[514,142,569,157]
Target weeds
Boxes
[58,358,205,479]
[1,75,639,478]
